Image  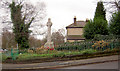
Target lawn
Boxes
[2,49,97,62]
[17,49,97,61]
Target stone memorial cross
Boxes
[44,18,54,48]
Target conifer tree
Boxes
[84,1,109,39]
[94,1,106,20]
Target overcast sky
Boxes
[29,0,102,30]
[44,0,98,30]
[0,0,111,39]
[28,0,100,39]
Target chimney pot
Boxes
[74,16,76,25]
[86,18,89,22]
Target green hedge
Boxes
[55,37,120,51]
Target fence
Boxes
[2,48,19,60]
[55,35,120,51]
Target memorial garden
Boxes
[1,35,120,63]
[0,0,120,64]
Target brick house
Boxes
[66,17,88,42]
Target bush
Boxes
[92,40,109,51]
[55,41,94,51]
[19,49,28,54]
[35,47,48,54]
[84,19,108,39]
[109,12,120,35]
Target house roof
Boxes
[67,35,85,40]
[66,21,86,28]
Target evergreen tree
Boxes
[109,11,120,35]
[84,1,108,39]
[94,1,106,20]
[9,1,34,49]
[84,20,95,39]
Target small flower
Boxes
[47,47,49,49]
[92,45,95,47]
[50,47,54,50]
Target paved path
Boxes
[2,55,119,69]
[60,61,118,69]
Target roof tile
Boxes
[66,21,86,28]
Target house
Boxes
[66,16,88,42]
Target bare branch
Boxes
[0,0,46,38]
[104,0,120,13]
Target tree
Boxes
[104,0,120,13]
[2,29,16,49]
[41,37,47,46]
[0,0,46,49]
[83,20,95,39]
[52,29,65,47]
[84,1,109,39]
[29,36,42,48]
[94,1,106,20]
[9,1,32,49]
[93,19,108,35]
[109,11,120,35]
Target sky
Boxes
[0,0,111,39]
[28,0,100,39]
[29,0,101,29]
[32,0,111,32]
[44,0,97,30]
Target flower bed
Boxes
[55,39,120,51]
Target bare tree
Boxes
[29,35,42,48]
[52,28,65,47]
[2,29,16,49]
[0,0,46,36]
[0,0,46,48]
[103,0,120,13]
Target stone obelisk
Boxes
[44,18,54,48]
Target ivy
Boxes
[9,1,34,49]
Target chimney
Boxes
[74,16,76,25]
[86,18,89,22]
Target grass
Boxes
[17,53,54,61]
[2,48,119,63]
[17,49,97,61]
[80,49,97,54]
[1,54,10,61]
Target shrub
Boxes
[109,12,120,35]
[55,41,94,51]
[34,47,48,54]
[27,49,34,53]
[92,40,109,51]
[2,54,8,61]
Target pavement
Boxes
[61,61,118,69]
[2,55,119,69]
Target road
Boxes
[2,61,119,71]
[60,61,118,69]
